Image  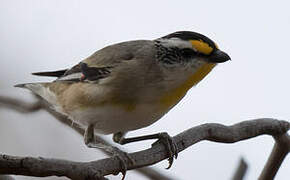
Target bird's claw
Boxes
[110,146,135,180]
[85,142,134,180]
[152,132,178,169]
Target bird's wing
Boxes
[32,40,155,83]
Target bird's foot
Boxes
[86,142,134,180]
[152,132,178,169]
[107,146,135,180]
[84,125,134,179]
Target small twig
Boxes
[232,158,248,180]
[0,96,42,113]
[259,133,290,180]
[0,119,289,179]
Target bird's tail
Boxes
[14,83,57,106]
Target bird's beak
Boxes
[208,50,231,63]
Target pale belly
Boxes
[68,103,167,135]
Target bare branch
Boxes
[231,158,248,180]
[0,118,289,179]
[259,133,290,180]
[1,96,289,179]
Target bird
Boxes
[15,31,230,176]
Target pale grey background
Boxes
[0,0,289,179]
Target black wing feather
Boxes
[79,63,112,81]
[32,69,67,77]
[53,63,112,82]
[32,63,112,82]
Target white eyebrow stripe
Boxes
[157,38,193,49]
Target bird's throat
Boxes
[159,63,216,111]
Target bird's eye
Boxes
[180,48,196,58]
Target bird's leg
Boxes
[84,125,134,179]
[113,132,178,169]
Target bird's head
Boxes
[155,31,230,65]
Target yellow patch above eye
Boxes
[190,40,213,55]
